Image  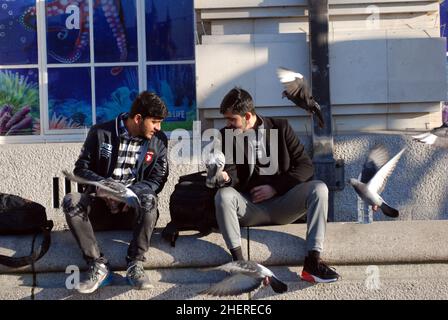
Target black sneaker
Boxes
[300,257,340,283]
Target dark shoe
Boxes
[300,257,340,283]
[126,261,153,290]
[77,261,112,294]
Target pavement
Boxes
[1,220,447,300]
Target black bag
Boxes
[0,193,53,268]
[162,171,218,247]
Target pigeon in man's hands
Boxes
[62,170,141,209]
[205,150,227,189]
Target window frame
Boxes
[0,0,197,144]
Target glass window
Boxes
[145,0,195,61]
[95,66,138,124]
[0,0,197,142]
[46,0,90,64]
[0,0,38,65]
[147,64,196,131]
[0,68,40,136]
[94,0,138,63]
[47,67,92,129]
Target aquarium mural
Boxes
[47,67,92,129]
[0,0,38,65]
[147,64,196,131]
[94,0,138,65]
[145,0,195,61]
[95,66,139,124]
[0,0,196,138]
[0,68,40,136]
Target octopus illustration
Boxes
[20,0,127,75]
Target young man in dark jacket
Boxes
[63,92,169,294]
[215,88,340,283]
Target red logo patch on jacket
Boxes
[145,151,154,164]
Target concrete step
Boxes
[2,264,448,300]
[1,220,448,274]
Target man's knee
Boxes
[308,180,329,201]
[63,192,90,219]
[140,193,158,213]
[214,187,238,206]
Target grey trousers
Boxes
[214,181,329,252]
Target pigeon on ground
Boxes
[412,123,448,148]
[276,67,325,128]
[62,170,141,209]
[348,145,405,218]
[205,150,226,189]
[200,261,288,297]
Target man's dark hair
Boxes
[129,91,168,119]
[219,87,256,116]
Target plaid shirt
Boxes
[110,114,144,186]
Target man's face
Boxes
[223,111,251,132]
[137,116,163,139]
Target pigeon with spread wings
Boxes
[62,170,141,209]
[277,67,325,128]
[200,261,287,297]
[412,123,448,148]
[348,145,405,218]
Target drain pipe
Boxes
[308,0,344,221]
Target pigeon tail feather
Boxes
[380,202,399,218]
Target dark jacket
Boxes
[73,114,169,198]
[220,116,314,196]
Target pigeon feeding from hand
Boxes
[62,170,141,209]
[412,123,448,148]
[348,145,405,218]
[277,67,325,128]
[200,261,287,297]
[205,150,226,189]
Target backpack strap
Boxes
[0,220,53,268]
[161,222,179,247]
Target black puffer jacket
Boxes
[73,114,169,198]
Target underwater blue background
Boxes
[0,0,38,65]
[95,66,139,124]
[146,0,195,61]
[47,67,92,128]
[1,0,197,133]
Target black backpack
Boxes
[162,171,218,247]
[0,193,53,268]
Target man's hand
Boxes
[372,205,379,212]
[250,185,277,203]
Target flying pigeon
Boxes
[276,67,325,128]
[412,123,448,148]
[62,170,141,209]
[200,261,288,297]
[348,145,405,218]
[205,150,226,189]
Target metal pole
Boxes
[308,0,337,221]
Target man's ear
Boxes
[245,112,252,121]
[134,114,143,124]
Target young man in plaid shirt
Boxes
[63,92,169,294]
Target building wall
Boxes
[0,1,446,225]
[196,0,446,132]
